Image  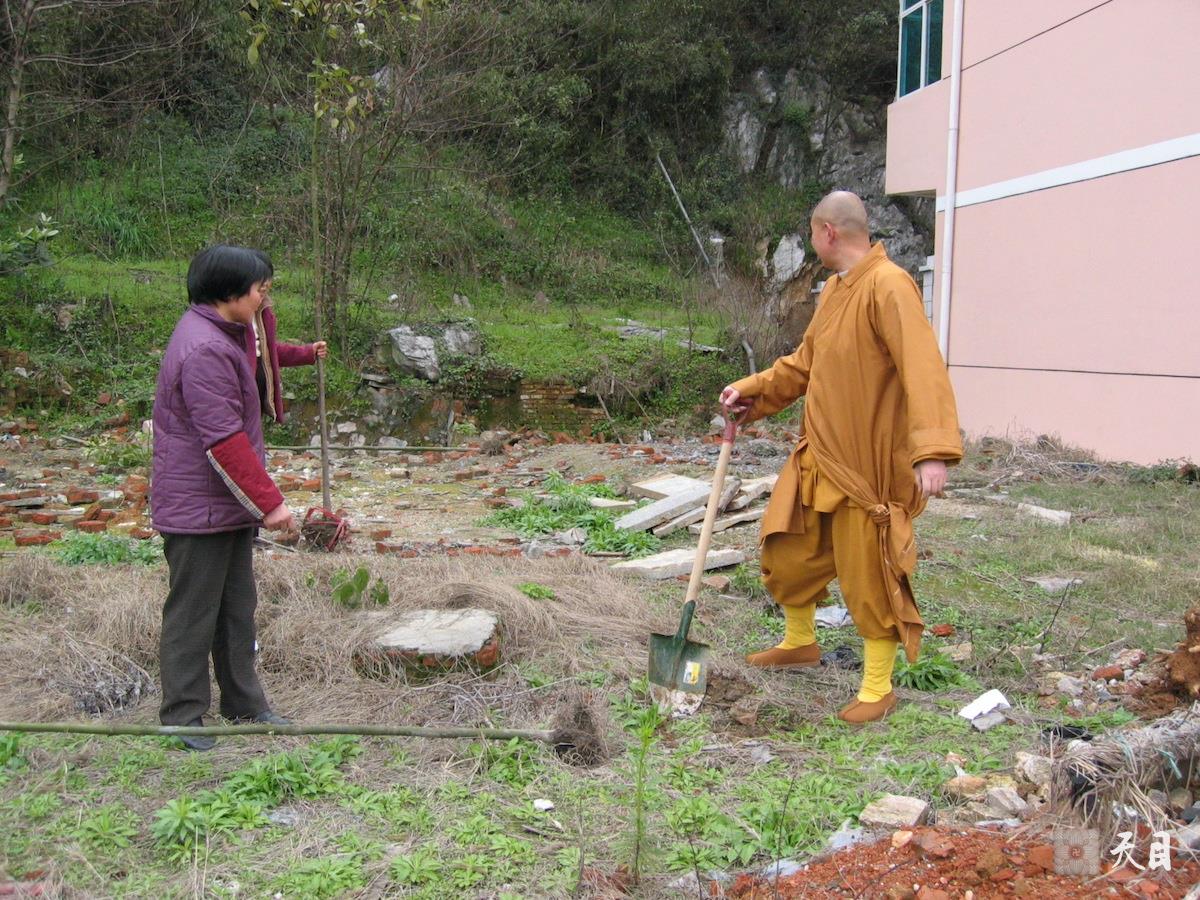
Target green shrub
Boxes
[894,652,966,692]
[56,532,161,567]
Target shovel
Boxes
[648,409,743,713]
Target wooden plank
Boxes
[614,483,713,532]
[687,506,765,535]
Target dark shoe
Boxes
[838,692,898,725]
[745,643,822,668]
[175,717,216,752]
[233,710,292,726]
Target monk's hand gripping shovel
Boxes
[648,407,745,715]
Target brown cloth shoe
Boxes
[745,643,821,668]
[838,692,898,724]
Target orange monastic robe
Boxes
[730,242,962,661]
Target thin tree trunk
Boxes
[0,1,34,208]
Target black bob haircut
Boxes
[251,248,274,279]
[186,245,271,305]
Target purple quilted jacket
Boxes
[150,304,267,533]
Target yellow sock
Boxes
[776,604,816,650]
[857,638,899,703]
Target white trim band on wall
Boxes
[936,131,1200,212]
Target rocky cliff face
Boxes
[722,68,934,279]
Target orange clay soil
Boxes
[728,826,1200,899]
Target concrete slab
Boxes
[1017,503,1072,526]
[687,506,764,535]
[725,474,777,511]
[652,505,705,537]
[652,478,741,537]
[615,483,713,532]
[589,497,637,510]
[629,473,709,500]
[610,547,746,580]
[356,607,500,675]
[858,794,931,829]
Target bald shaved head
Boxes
[811,191,869,235]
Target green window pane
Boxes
[900,8,923,96]
[925,0,944,84]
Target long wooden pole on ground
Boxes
[0,720,557,744]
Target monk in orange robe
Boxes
[720,191,962,724]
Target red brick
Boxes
[17,489,43,499]
[464,546,487,555]
[96,509,116,522]
[66,487,100,505]
[96,392,111,405]
[0,516,11,528]
[0,492,17,502]
[546,547,573,558]
[76,520,108,533]
[130,527,155,540]
[1092,664,1125,681]
[121,475,149,493]
[14,531,60,546]
[930,623,956,637]
[103,411,130,427]
[370,529,393,541]
[301,478,322,492]
[580,474,605,484]
[1027,845,1055,871]
[27,512,57,525]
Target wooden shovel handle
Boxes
[683,420,737,605]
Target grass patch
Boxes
[55,531,161,567]
[484,470,661,556]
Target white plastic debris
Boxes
[815,605,852,628]
[532,799,555,812]
[958,689,1011,721]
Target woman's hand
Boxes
[312,341,328,359]
[263,502,296,532]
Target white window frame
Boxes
[897,0,942,98]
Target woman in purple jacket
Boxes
[151,245,297,751]
[246,250,327,424]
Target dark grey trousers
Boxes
[159,528,269,725]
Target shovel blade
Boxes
[648,630,711,699]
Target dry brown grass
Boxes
[954,434,1112,488]
[0,552,719,737]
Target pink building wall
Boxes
[886,0,1200,463]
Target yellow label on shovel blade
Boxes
[683,661,702,685]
